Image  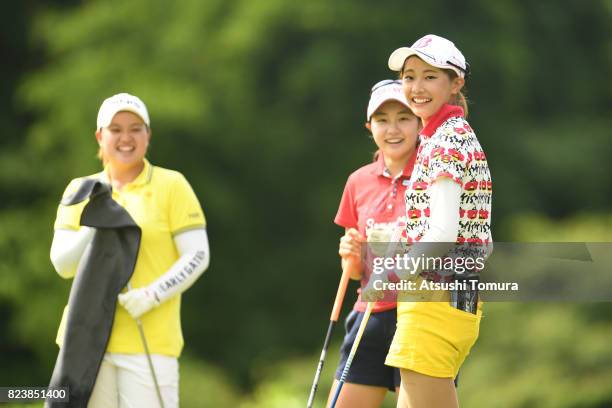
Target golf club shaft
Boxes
[329,301,374,408]
[306,321,335,408]
[128,284,165,408]
[306,260,354,408]
[135,320,165,408]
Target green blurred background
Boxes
[1,0,611,407]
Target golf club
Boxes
[306,258,355,408]
[329,222,404,407]
[127,283,165,408]
[329,301,374,408]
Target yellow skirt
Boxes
[385,284,482,378]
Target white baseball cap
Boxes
[96,93,150,129]
[366,79,410,121]
[388,34,469,78]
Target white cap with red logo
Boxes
[388,34,469,78]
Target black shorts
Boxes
[334,308,400,392]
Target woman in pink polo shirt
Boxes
[364,34,493,408]
[328,80,420,407]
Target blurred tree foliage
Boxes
[0,0,611,405]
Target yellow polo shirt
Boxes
[54,159,206,357]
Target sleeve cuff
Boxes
[171,223,206,237]
[334,217,356,229]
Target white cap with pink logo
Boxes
[388,34,470,78]
[366,80,410,121]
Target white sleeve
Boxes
[421,178,461,243]
[148,228,210,303]
[50,227,95,279]
[396,178,461,279]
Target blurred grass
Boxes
[180,356,241,407]
[500,213,612,242]
[232,337,398,408]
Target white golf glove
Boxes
[118,287,160,319]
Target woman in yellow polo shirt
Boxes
[49,93,209,407]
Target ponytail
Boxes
[451,90,469,118]
[445,70,468,118]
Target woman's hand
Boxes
[339,228,364,280]
[118,287,160,319]
[361,275,386,302]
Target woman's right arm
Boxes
[50,227,95,279]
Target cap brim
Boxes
[97,106,150,129]
[367,96,411,120]
[388,47,419,71]
[116,107,149,124]
[388,47,464,77]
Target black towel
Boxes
[47,179,141,407]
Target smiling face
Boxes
[401,56,464,125]
[95,111,150,172]
[367,100,420,163]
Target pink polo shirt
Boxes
[335,152,416,313]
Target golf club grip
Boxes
[306,321,336,408]
[330,259,355,321]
